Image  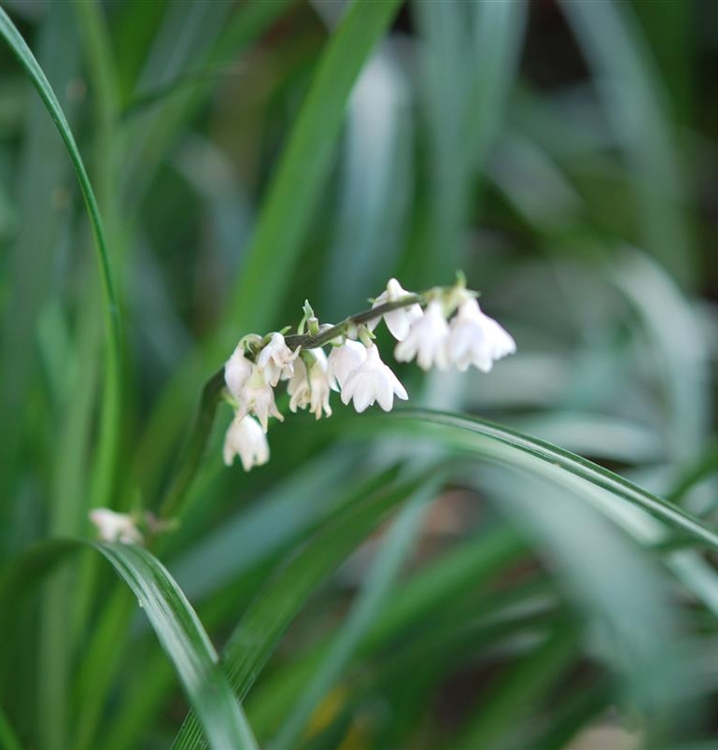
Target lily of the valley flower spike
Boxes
[221,274,516,471]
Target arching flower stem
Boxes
[284,294,424,351]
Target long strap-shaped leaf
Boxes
[94,543,258,750]
[228,0,402,334]
[170,472,427,750]
[0,541,257,750]
[0,8,118,322]
[272,481,436,750]
[0,7,122,507]
[382,409,718,550]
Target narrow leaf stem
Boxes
[158,370,226,520]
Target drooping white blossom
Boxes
[220,276,516,472]
[256,332,299,386]
[223,414,270,470]
[286,361,308,411]
[341,343,408,413]
[236,365,284,432]
[327,339,367,388]
[89,508,143,545]
[368,278,423,341]
[448,298,516,372]
[394,300,450,371]
[224,345,254,400]
[287,349,335,419]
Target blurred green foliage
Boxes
[0,0,717,748]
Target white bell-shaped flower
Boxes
[287,349,335,419]
[89,508,143,545]
[367,278,423,341]
[327,339,367,388]
[394,300,450,371]
[448,298,516,372]
[340,343,408,413]
[224,345,253,400]
[236,365,283,432]
[256,332,299,386]
[223,414,270,470]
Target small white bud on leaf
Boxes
[90,509,143,545]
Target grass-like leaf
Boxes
[94,543,257,750]
[228,0,402,334]
[457,622,580,748]
[378,409,718,550]
[0,6,122,509]
[0,541,257,750]
[246,524,528,740]
[170,468,430,750]
[272,481,436,749]
[559,0,696,288]
[413,0,527,282]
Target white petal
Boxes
[383,307,418,341]
[340,367,359,404]
[328,340,367,387]
[367,289,389,332]
[447,300,516,372]
[396,300,450,370]
[368,278,420,339]
[223,415,270,471]
[390,372,408,401]
[486,318,516,358]
[393,337,416,363]
[352,380,375,413]
[375,376,395,411]
[224,347,253,398]
[256,332,298,386]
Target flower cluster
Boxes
[221,276,515,471]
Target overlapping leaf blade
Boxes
[170,470,428,750]
[376,409,718,550]
[0,541,256,750]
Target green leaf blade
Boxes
[0,6,123,509]
[92,543,258,750]
[0,541,257,750]
[228,0,403,334]
[382,409,718,551]
[170,469,428,750]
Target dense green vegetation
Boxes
[0,1,716,748]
